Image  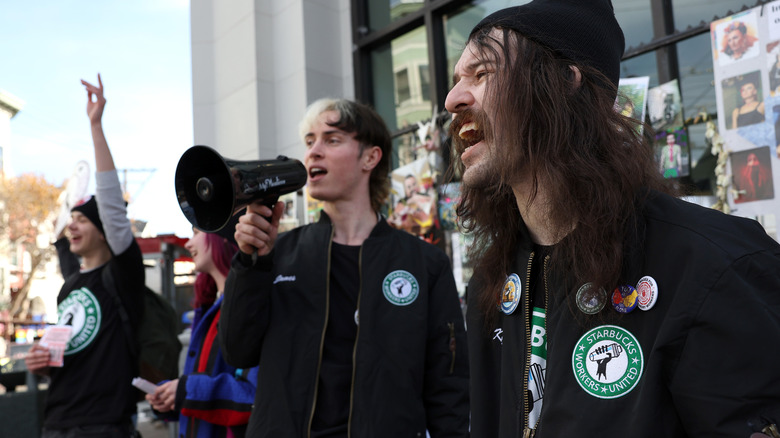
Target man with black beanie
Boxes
[446,0,780,437]
[25,75,145,438]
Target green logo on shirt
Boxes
[572,325,643,399]
[382,270,419,306]
[58,287,102,355]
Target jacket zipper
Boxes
[346,245,364,437]
[521,251,534,432]
[307,228,335,437]
[522,254,550,438]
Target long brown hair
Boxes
[454,28,675,326]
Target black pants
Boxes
[41,422,136,438]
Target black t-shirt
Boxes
[44,242,143,429]
[311,242,360,438]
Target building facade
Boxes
[192,0,769,192]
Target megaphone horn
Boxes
[175,145,307,232]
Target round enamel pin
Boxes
[576,283,607,315]
[635,276,658,311]
[500,274,522,315]
[611,285,638,314]
[382,270,419,306]
[572,325,644,399]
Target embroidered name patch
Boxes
[382,270,419,306]
[571,325,643,399]
[58,287,102,355]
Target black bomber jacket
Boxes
[468,190,780,438]
[219,213,470,438]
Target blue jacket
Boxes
[163,295,258,438]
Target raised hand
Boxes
[80,74,105,125]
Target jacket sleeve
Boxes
[96,169,145,323]
[178,366,259,426]
[423,251,470,438]
[218,251,275,369]
[670,247,780,436]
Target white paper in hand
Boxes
[132,377,159,394]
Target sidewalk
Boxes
[136,400,176,438]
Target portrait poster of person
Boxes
[773,105,780,160]
[731,146,775,204]
[388,156,438,238]
[655,128,691,179]
[437,182,461,231]
[767,41,780,96]
[278,192,299,232]
[615,76,649,133]
[713,12,760,66]
[647,79,683,132]
[721,71,765,130]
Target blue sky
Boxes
[0,0,194,237]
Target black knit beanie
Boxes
[71,195,105,236]
[470,0,625,93]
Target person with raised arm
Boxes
[25,75,145,438]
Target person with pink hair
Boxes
[146,227,258,438]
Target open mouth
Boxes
[458,122,484,147]
[308,167,327,179]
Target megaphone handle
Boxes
[261,195,280,212]
[248,195,280,265]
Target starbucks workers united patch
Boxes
[58,287,102,355]
[571,325,643,399]
[382,270,419,306]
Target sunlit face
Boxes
[302,110,369,203]
[445,32,501,188]
[666,134,675,145]
[185,228,212,273]
[67,212,105,257]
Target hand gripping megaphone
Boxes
[175,145,307,232]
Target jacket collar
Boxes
[513,190,650,287]
[316,210,393,240]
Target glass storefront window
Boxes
[677,33,717,122]
[672,0,741,31]
[443,0,530,76]
[620,51,659,86]
[614,0,654,49]
[368,0,424,31]
[371,26,432,166]
[677,33,719,194]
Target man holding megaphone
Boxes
[216,98,469,437]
